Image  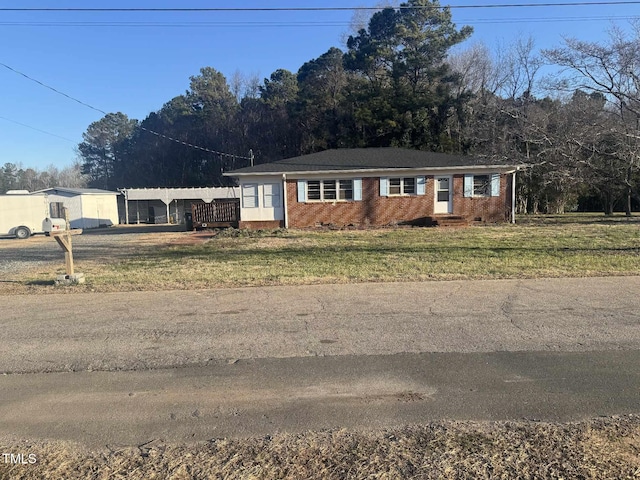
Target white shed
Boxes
[33,187,120,229]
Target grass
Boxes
[2,416,638,479]
[12,215,640,293]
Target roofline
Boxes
[224,165,525,177]
[33,187,120,195]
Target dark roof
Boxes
[227,148,515,175]
[34,187,120,195]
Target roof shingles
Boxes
[227,148,514,175]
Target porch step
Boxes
[432,215,469,227]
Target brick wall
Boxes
[451,175,512,223]
[284,174,512,228]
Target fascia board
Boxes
[226,165,523,178]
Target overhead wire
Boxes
[0,16,637,28]
[0,62,252,160]
[0,2,636,29]
[1,1,637,156]
[2,2,640,11]
[0,115,76,143]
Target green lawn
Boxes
[71,215,640,292]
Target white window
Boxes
[338,180,354,200]
[307,181,321,201]
[263,183,281,208]
[473,175,491,197]
[323,180,337,200]
[306,179,354,202]
[242,184,259,208]
[463,174,500,198]
[388,177,417,196]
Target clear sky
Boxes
[1,0,639,172]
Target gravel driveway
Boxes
[0,225,189,275]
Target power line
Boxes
[0,15,637,28]
[0,115,76,143]
[0,62,252,160]
[1,2,640,11]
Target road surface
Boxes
[1,277,639,446]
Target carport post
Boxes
[123,189,129,224]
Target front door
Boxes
[434,176,453,214]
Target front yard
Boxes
[7,214,639,293]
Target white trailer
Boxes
[0,193,65,239]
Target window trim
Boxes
[464,174,501,198]
[384,177,420,196]
[242,183,259,209]
[262,182,282,208]
[473,174,491,198]
[305,179,355,202]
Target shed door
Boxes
[434,176,453,214]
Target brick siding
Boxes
[451,175,512,224]
[283,175,512,228]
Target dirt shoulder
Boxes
[2,415,638,480]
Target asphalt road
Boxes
[1,277,639,446]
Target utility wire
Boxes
[0,15,637,27]
[1,2,640,11]
[0,62,252,160]
[0,115,76,143]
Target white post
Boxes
[283,173,288,229]
[123,189,129,224]
[512,170,517,224]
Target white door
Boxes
[434,176,453,214]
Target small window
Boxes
[50,202,65,218]
[263,183,281,208]
[437,177,450,202]
[389,178,401,195]
[307,181,321,201]
[339,180,353,200]
[242,184,259,208]
[473,175,491,197]
[323,180,337,200]
[403,178,416,195]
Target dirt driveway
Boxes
[0,224,211,278]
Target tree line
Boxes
[0,162,87,194]
[75,0,639,215]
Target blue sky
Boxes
[1,0,639,172]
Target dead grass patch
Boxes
[2,417,638,479]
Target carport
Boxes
[118,187,239,225]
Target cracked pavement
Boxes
[1,276,640,446]
[1,277,640,374]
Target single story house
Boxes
[118,187,239,225]
[224,148,523,229]
[32,187,120,229]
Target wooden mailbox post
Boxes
[51,208,84,284]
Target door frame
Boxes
[434,175,453,214]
